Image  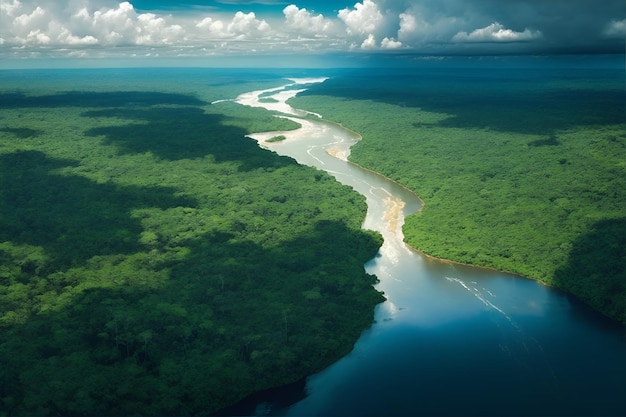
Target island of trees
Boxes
[290,64,625,325]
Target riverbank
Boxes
[253,100,539,290]
[289,67,625,324]
[227,70,626,417]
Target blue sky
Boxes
[0,0,624,67]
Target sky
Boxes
[0,0,624,67]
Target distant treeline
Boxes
[0,73,383,415]
[291,65,625,324]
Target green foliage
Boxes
[554,218,626,323]
[266,134,287,143]
[291,66,626,323]
[0,70,383,415]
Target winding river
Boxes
[224,78,625,416]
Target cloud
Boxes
[398,12,418,38]
[89,2,138,44]
[195,12,272,44]
[58,28,99,45]
[11,6,52,44]
[1,0,273,49]
[283,5,334,35]
[452,22,542,43]
[227,11,270,39]
[603,19,625,37]
[2,1,188,46]
[381,36,402,49]
[137,14,185,45]
[338,0,383,36]
[195,16,225,36]
[360,33,377,49]
[0,0,22,16]
[0,0,624,60]
[338,0,405,50]
[395,8,461,47]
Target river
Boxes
[221,78,625,416]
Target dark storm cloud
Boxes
[480,0,623,49]
[378,0,625,53]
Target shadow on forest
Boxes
[83,106,294,170]
[0,91,205,109]
[0,218,382,415]
[1,88,294,169]
[0,83,384,415]
[0,127,42,139]
[0,150,196,271]
[528,135,561,147]
[300,70,625,135]
[552,217,626,324]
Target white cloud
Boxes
[91,1,137,44]
[603,19,625,37]
[227,11,270,40]
[73,7,92,24]
[0,0,22,17]
[77,1,187,46]
[13,6,51,37]
[196,17,226,37]
[283,5,333,35]
[360,33,377,49]
[338,0,383,36]
[58,27,99,45]
[396,10,460,46]
[26,29,50,45]
[398,12,418,38]
[397,11,434,43]
[452,22,542,43]
[1,0,621,60]
[381,36,402,49]
[3,1,194,47]
[196,12,271,41]
[137,14,185,45]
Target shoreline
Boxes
[328,120,574,290]
[281,98,621,323]
[317,118,626,326]
[276,93,537,284]
[239,77,623,326]
[221,73,625,416]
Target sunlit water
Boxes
[219,78,626,417]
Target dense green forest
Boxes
[291,64,625,324]
[0,70,384,415]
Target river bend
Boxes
[224,78,626,417]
